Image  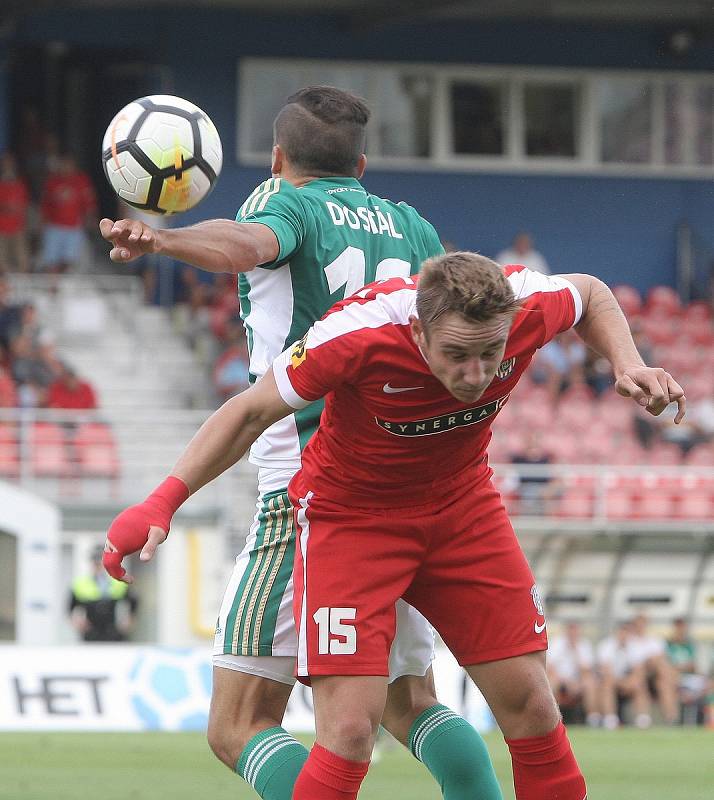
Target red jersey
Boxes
[0,179,29,234]
[273,266,582,507]
[40,172,96,228]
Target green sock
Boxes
[408,704,503,800]
[236,726,308,800]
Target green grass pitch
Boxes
[0,728,711,799]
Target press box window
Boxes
[599,80,653,164]
[451,81,506,156]
[524,83,578,158]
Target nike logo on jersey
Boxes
[534,620,547,634]
[383,383,424,394]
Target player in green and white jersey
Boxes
[100,86,502,800]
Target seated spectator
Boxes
[0,277,22,349]
[10,334,55,387]
[666,617,710,724]
[46,363,98,410]
[213,320,250,401]
[497,231,550,274]
[547,621,600,726]
[0,152,31,273]
[597,620,652,729]
[629,612,680,725]
[509,431,560,515]
[39,152,97,273]
[0,364,16,408]
[531,328,587,400]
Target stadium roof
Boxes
[3,0,714,25]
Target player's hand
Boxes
[103,477,189,582]
[99,217,161,263]
[615,365,686,423]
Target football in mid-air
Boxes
[101,94,222,215]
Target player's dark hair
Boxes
[273,86,370,177]
[416,252,521,332]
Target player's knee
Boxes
[323,714,379,759]
[206,720,236,768]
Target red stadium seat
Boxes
[557,487,594,518]
[604,486,637,519]
[638,486,677,519]
[613,285,642,317]
[676,492,714,520]
[30,422,71,477]
[73,423,120,478]
[0,425,19,477]
[646,286,681,317]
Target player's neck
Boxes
[275,170,358,188]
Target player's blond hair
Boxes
[416,252,521,331]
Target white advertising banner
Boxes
[0,645,495,733]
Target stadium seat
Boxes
[557,487,594,518]
[638,486,677,519]
[30,422,71,477]
[612,284,642,317]
[73,423,120,478]
[646,285,681,316]
[0,425,19,478]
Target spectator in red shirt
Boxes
[40,153,97,273]
[0,152,31,273]
[47,363,98,410]
[0,364,16,408]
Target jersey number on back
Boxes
[324,246,411,298]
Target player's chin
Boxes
[451,386,485,403]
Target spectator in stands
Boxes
[547,621,601,727]
[0,152,31,273]
[497,231,551,274]
[687,388,714,445]
[509,430,560,515]
[39,152,97,273]
[213,319,250,402]
[531,328,587,400]
[0,363,16,408]
[0,277,22,349]
[666,617,710,724]
[629,612,680,725]
[69,545,138,642]
[597,620,652,729]
[46,363,98,411]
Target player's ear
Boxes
[356,154,367,179]
[271,145,283,177]
[409,315,426,348]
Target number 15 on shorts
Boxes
[313,607,357,654]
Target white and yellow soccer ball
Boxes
[101,95,222,215]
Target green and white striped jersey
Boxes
[237,175,443,470]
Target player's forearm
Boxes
[156,220,269,274]
[170,394,269,492]
[574,277,645,378]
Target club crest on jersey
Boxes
[290,334,308,369]
[375,394,509,437]
[496,357,516,380]
[531,584,544,616]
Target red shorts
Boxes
[289,473,547,682]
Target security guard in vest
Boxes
[69,545,138,641]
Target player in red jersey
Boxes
[104,252,685,800]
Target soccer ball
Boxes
[101,95,222,215]
[128,647,212,731]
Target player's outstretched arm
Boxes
[103,370,293,582]
[98,217,279,273]
[563,273,686,423]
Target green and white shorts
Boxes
[213,482,435,685]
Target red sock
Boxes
[292,743,370,800]
[505,721,587,800]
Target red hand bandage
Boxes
[103,476,190,580]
